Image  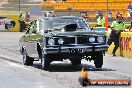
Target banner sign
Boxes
[0,15,19,32]
[120,32,132,57]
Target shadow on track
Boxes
[32,61,116,72]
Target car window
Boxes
[41,18,90,32]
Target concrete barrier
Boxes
[106,31,132,58]
[120,32,132,58]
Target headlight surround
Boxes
[89,37,95,43]
[97,36,104,43]
[58,38,64,44]
[48,38,55,46]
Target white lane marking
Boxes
[8,62,24,68]
[38,86,46,88]
[52,61,70,64]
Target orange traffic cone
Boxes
[85,71,88,78]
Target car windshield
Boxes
[41,17,90,32]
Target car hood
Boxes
[45,31,106,37]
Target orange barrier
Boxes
[105,16,108,31]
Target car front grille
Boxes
[77,36,88,44]
[54,37,75,45]
[77,36,100,44]
[64,37,75,44]
[46,35,106,46]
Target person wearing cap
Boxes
[107,14,126,56]
[25,12,30,22]
[18,12,26,32]
[97,13,105,27]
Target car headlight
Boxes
[89,37,95,43]
[48,38,55,46]
[97,36,104,43]
[58,38,64,44]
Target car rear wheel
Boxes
[41,53,50,70]
[23,50,34,66]
[94,52,103,68]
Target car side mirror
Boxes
[91,27,94,30]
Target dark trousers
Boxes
[107,30,120,54]
[19,21,25,32]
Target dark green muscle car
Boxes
[19,16,108,70]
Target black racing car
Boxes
[19,16,108,70]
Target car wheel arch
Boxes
[37,43,42,58]
[21,46,29,56]
[20,46,25,54]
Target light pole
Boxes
[19,0,20,12]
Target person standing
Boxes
[107,14,126,56]
[25,12,30,22]
[127,3,132,17]
[128,11,132,31]
[97,14,105,27]
[18,12,26,32]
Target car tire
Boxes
[70,56,81,65]
[23,49,34,66]
[94,52,103,68]
[71,60,81,65]
[41,53,50,70]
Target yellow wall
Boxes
[120,32,132,58]
[0,14,19,32]
[106,31,132,58]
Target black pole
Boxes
[19,0,20,12]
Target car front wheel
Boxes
[70,56,82,65]
[94,52,103,68]
[41,53,50,70]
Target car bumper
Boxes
[43,45,108,54]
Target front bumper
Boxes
[43,45,108,54]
